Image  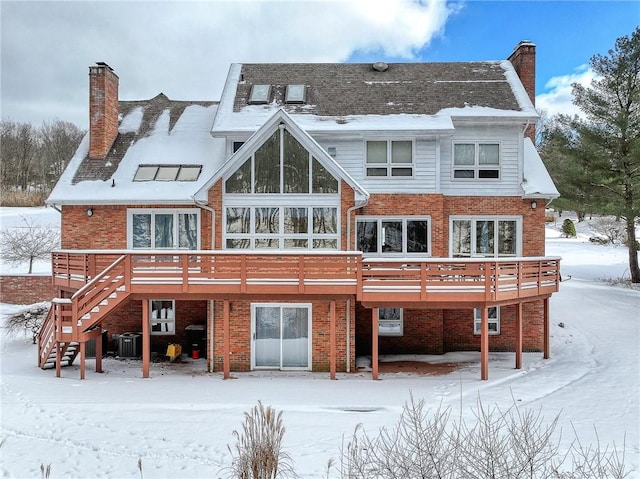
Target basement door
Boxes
[251,304,311,370]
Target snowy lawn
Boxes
[1,209,638,478]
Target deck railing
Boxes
[51,250,560,303]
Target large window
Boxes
[225,128,339,195]
[366,140,413,177]
[129,210,199,249]
[150,300,175,335]
[453,142,500,179]
[226,206,338,250]
[378,308,403,336]
[356,217,429,255]
[450,217,519,257]
[474,307,500,335]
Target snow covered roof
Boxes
[47,95,224,206]
[212,61,538,135]
[521,137,560,199]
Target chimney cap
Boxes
[95,61,114,71]
[513,40,536,50]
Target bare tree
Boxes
[4,302,50,344]
[1,217,60,273]
[38,120,84,190]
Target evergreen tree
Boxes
[559,28,640,282]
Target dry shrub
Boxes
[225,401,295,479]
[0,190,47,207]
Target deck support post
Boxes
[330,300,336,380]
[543,298,550,359]
[480,306,489,380]
[95,332,103,373]
[142,300,150,378]
[223,299,230,380]
[372,308,379,380]
[515,302,523,370]
[80,341,86,380]
[55,343,61,378]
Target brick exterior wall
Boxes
[89,64,119,160]
[210,299,356,373]
[58,186,548,370]
[0,275,56,304]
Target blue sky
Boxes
[1,0,638,127]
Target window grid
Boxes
[450,217,520,258]
[129,209,200,250]
[378,308,403,336]
[474,307,500,335]
[365,140,414,177]
[453,142,500,180]
[356,217,430,256]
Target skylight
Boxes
[285,84,306,103]
[249,84,271,104]
[133,165,202,182]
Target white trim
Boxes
[378,307,403,336]
[449,215,522,258]
[364,138,415,178]
[356,216,431,256]
[127,208,201,250]
[149,299,176,336]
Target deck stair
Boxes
[38,255,130,370]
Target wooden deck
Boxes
[51,250,560,306]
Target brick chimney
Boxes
[89,62,119,160]
[508,41,536,141]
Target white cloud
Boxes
[1,0,455,128]
[536,65,596,119]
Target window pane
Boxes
[134,166,158,181]
[312,158,339,194]
[226,208,250,234]
[283,129,309,193]
[177,166,202,181]
[132,214,151,248]
[475,220,495,255]
[226,238,250,249]
[254,131,280,193]
[313,239,337,249]
[312,208,337,234]
[498,221,517,256]
[284,239,308,249]
[285,84,306,103]
[381,221,402,253]
[178,213,198,249]
[254,306,280,367]
[478,170,499,179]
[255,238,280,248]
[454,169,475,178]
[452,220,471,257]
[391,167,413,176]
[357,220,378,253]
[285,208,308,234]
[454,144,475,165]
[155,166,180,181]
[391,141,412,163]
[226,158,252,193]
[154,214,174,248]
[255,208,279,234]
[407,220,428,253]
[366,141,387,164]
[249,84,271,104]
[282,307,309,367]
[366,167,387,177]
[479,144,499,165]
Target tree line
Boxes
[0,119,84,205]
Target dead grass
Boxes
[0,190,47,207]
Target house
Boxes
[41,41,560,381]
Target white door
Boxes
[252,304,311,370]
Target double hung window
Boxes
[129,209,199,250]
[474,307,500,335]
[356,217,429,255]
[453,142,500,179]
[366,140,413,177]
[451,217,519,257]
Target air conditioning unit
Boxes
[118,332,141,358]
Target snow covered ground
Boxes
[1,208,638,478]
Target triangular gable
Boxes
[194,109,369,202]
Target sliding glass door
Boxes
[252,304,311,370]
